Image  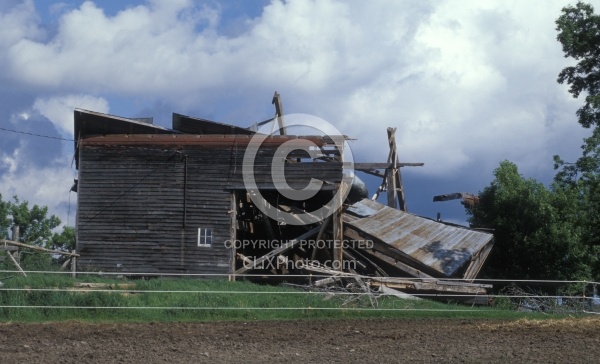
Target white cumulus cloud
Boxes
[0,0,598,221]
[33,94,109,135]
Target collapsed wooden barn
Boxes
[74,109,345,275]
[73,103,494,300]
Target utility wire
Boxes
[0,126,74,141]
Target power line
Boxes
[0,126,74,141]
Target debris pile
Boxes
[236,197,494,304]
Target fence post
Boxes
[11,225,19,241]
[11,225,20,263]
[71,250,77,278]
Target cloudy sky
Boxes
[0,0,596,227]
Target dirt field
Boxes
[1,318,599,363]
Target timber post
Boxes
[386,127,407,211]
[272,91,286,136]
[332,139,344,271]
[71,250,77,278]
[10,225,20,263]
[229,193,237,281]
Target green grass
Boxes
[0,272,580,323]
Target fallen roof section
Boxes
[343,199,494,279]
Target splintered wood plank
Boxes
[354,162,424,169]
[370,277,491,295]
[359,248,433,279]
[234,226,321,274]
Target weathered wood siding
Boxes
[76,137,342,275]
[77,145,230,275]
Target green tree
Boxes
[554,1,600,181]
[0,194,76,268]
[556,1,600,130]
[468,161,592,280]
[9,196,61,247]
[554,2,600,278]
[0,194,10,238]
[49,226,77,265]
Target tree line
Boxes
[470,2,600,281]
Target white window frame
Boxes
[197,228,213,247]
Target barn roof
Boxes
[172,113,256,135]
[74,109,177,168]
[74,109,259,168]
[79,134,344,147]
[74,109,348,168]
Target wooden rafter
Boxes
[272,91,286,136]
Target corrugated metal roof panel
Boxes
[345,199,493,277]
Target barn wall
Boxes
[77,145,234,275]
[76,140,343,275]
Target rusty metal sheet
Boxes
[79,134,344,147]
[75,109,350,167]
[344,199,493,278]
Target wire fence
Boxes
[0,270,598,317]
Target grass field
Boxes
[0,271,575,323]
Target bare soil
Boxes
[1,318,599,363]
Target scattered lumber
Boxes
[235,226,322,274]
[378,285,422,301]
[233,197,495,304]
[73,282,136,290]
[1,239,79,257]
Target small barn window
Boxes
[198,228,213,247]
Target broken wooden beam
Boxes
[378,285,422,300]
[296,261,357,277]
[313,276,338,287]
[358,248,434,279]
[236,252,254,266]
[1,239,79,257]
[272,91,286,136]
[433,192,480,209]
[369,277,492,295]
[387,127,407,211]
[353,162,425,169]
[462,241,494,281]
[235,225,321,274]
